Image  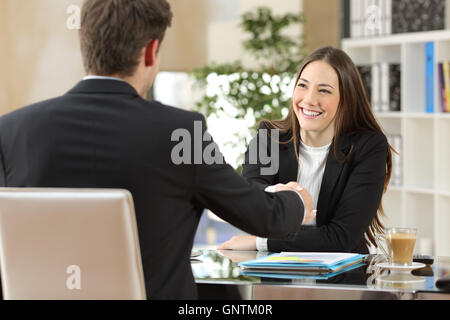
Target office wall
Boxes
[161,0,341,70]
[1,0,211,114]
[0,0,84,116]
[204,0,341,68]
[0,0,341,116]
[303,0,341,52]
[206,0,303,69]
[159,0,209,72]
[0,1,11,114]
[161,0,304,70]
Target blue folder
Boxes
[240,262,365,280]
[239,253,365,273]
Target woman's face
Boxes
[292,60,340,138]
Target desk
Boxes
[191,249,450,300]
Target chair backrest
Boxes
[0,188,146,300]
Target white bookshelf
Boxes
[342,29,450,257]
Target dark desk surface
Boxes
[191,249,450,300]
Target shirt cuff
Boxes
[264,185,277,193]
[264,185,307,225]
[256,237,268,251]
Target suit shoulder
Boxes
[336,131,387,160]
[347,131,388,162]
[147,100,203,118]
[354,130,387,147]
[141,100,206,130]
[0,96,64,126]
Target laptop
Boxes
[0,188,146,300]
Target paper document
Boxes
[241,261,365,279]
[255,252,359,265]
[239,252,364,273]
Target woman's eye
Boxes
[297,83,306,88]
[320,89,331,94]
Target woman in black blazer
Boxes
[218,46,393,254]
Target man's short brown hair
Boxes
[79,0,172,77]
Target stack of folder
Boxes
[239,252,365,280]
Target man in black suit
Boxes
[0,0,313,299]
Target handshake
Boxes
[218,182,316,251]
[271,182,316,226]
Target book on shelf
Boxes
[364,0,381,37]
[383,0,392,36]
[341,0,351,38]
[349,0,362,38]
[387,134,403,186]
[239,252,365,277]
[357,63,401,113]
[350,0,386,38]
[439,61,450,112]
[381,62,401,112]
[349,0,390,38]
[392,0,447,34]
[346,0,450,39]
[371,63,381,112]
[357,64,372,103]
[438,63,447,112]
[426,42,435,113]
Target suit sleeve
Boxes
[241,124,278,190]
[268,132,388,252]
[192,114,303,239]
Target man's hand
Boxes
[273,182,316,225]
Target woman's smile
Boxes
[299,107,323,119]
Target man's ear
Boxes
[144,39,160,67]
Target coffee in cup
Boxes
[376,228,417,266]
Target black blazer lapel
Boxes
[278,141,299,183]
[316,135,353,225]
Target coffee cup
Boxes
[376,228,417,266]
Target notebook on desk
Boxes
[239,252,364,275]
[241,261,365,280]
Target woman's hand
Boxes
[217,235,257,251]
[274,182,316,225]
[216,249,259,263]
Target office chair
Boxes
[0,188,146,300]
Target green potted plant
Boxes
[190,7,306,172]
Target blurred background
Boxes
[1,0,448,256]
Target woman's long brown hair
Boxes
[260,46,393,248]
